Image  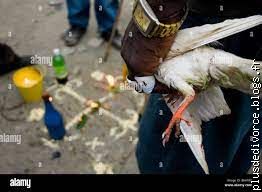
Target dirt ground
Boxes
[0,0,143,174]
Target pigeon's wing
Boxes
[164,86,231,174]
[208,48,262,96]
[189,86,231,123]
[167,15,262,57]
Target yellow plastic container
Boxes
[13,66,43,103]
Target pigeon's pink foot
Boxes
[162,115,191,146]
[162,95,195,147]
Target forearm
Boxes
[121,0,187,77]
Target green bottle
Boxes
[52,48,68,84]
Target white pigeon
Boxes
[155,15,262,174]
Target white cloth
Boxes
[127,76,156,94]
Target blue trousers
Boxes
[66,0,119,33]
[136,11,262,174]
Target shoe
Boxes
[62,26,86,47]
[101,30,122,50]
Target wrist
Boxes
[152,80,177,94]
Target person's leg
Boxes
[94,0,118,34]
[62,0,90,46]
[136,94,168,174]
[94,0,122,49]
[66,0,90,29]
